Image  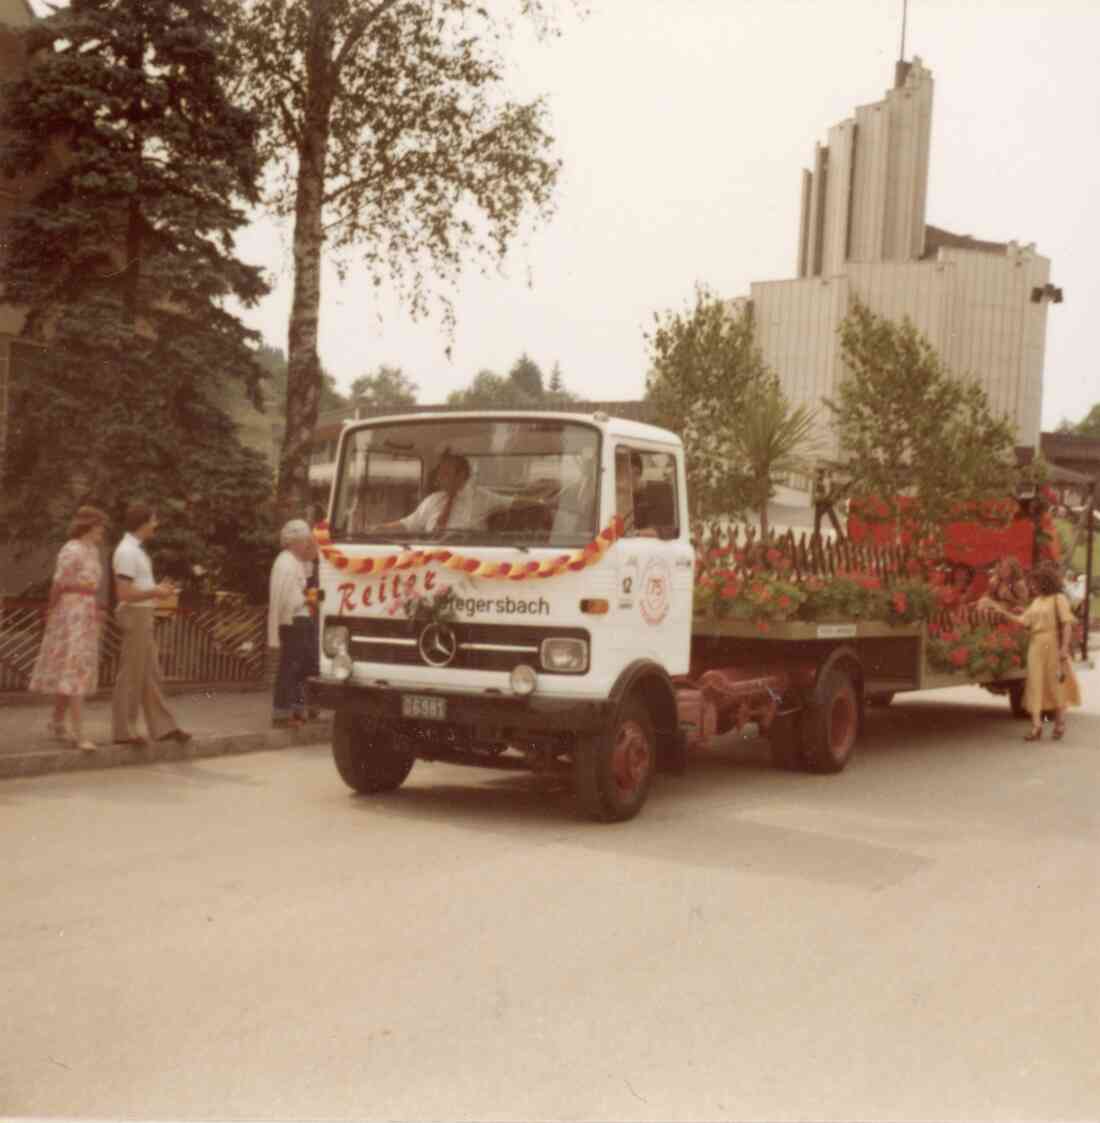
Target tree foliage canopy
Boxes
[446,353,578,410]
[349,365,418,414]
[1060,403,1100,440]
[645,286,772,521]
[826,302,1018,545]
[223,0,568,515]
[0,0,276,593]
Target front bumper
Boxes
[306,676,612,736]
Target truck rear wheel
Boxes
[576,697,655,822]
[332,711,415,794]
[801,667,860,774]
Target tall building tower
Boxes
[748,58,1055,464]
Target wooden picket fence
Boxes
[0,600,268,693]
[693,522,929,585]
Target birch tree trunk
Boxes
[275,3,333,522]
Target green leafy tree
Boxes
[645,285,772,520]
[0,0,276,591]
[349,365,419,415]
[826,302,1018,547]
[224,0,567,518]
[1069,403,1100,439]
[446,369,536,410]
[730,379,820,538]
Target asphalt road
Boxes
[4,672,1099,1122]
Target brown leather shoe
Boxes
[158,729,192,744]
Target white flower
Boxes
[192,564,207,577]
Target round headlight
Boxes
[323,625,349,657]
[331,651,353,682]
[509,663,537,696]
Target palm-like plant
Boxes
[731,379,821,539]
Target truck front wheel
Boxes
[332,711,415,794]
[801,667,860,774]
[576,697,656,822]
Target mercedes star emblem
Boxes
[418,622,458,668]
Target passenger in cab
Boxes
[616,451,657,538]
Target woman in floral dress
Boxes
[29,506,109,751]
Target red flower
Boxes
[777,594,792,610]
[720,582,740,600]
[949,647,970,667]
[892,592,908,614]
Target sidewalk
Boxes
[0,687,332,781]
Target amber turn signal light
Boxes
[580,598,609,615]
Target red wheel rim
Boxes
[611,719,652,796]
[829,687,857,760]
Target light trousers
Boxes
[111,607,178,741]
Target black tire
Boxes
[1007,681,1028,720]
[332,710,415,794]
[768,712,804,770]
[575,696,656,822]
[801,667,861,774]
[867,692,895,707]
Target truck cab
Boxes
[309,411,694,820]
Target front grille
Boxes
[336,616,588,674]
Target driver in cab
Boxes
[376,451,496,535]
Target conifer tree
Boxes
[1,0,275,586]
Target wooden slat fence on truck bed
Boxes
[693,522,926,585]
[0,600,268,693]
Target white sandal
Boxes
[75,739,97,753]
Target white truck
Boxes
[307,410,1025,821]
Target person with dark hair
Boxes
[986,556,1029,612]
[110,503,191,746]
[29,506,110,751]
[378,451,495,535]
[812,467,844,540]
[982,564,1081,741]
[615,449,657,538]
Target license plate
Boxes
[401,693,447,721]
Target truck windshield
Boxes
[330,418,602,548]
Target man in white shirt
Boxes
[380,452,497,536]
[111,503,191,745]
[268,519,317,728]
[1066,571,1087,613]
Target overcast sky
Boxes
[30,0,1100,429]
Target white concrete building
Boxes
[748,58,1056,465]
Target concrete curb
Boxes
[0,720,333,781]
